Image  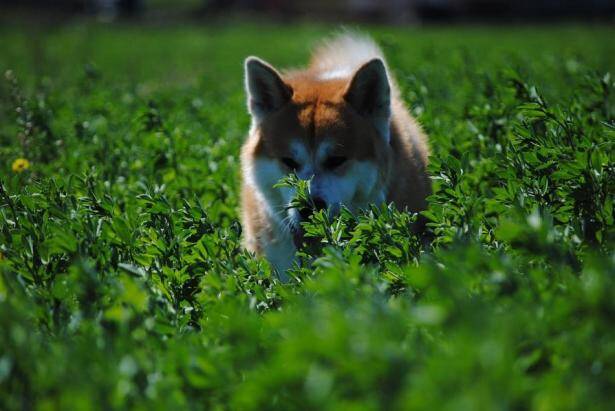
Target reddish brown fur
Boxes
[254,75,383,162]
[241,42,431,260]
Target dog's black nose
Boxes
[299,207,312,221]
[298,196,327,221]
[312,196,326,210]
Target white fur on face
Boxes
[290,141,314,180]
[248,139,384,231]
[247,157,289,223]
[245,139,384,275]
[243,156,297,277]
[310,161,381,213]
[311,140,383,213]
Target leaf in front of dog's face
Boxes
[274,173,312,212]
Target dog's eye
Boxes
[323,156,347,170]
[281,157,300,170]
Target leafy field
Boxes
[0,22,614,410]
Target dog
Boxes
[240,33,430,277]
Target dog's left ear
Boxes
[344,58,391,142]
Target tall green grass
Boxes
[1,23,614,410]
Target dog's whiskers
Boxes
[278,214,297,235]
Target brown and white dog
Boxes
[240,33,430,276]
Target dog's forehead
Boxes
[287,75,348,103]
[292,99,355,150]
[295,101,341,130]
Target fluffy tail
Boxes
[309,32,386,77]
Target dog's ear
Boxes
[344,58,391,142]
[245,57,293,122]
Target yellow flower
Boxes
[12,158,30,173]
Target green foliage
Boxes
[0,23,614,410]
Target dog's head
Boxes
[243,57,392,247]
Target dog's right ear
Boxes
[245,57,292,122]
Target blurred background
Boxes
[2,0,614,23]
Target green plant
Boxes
[0,23,613,411]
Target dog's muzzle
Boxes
[291,196,327,249]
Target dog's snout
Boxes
[299,207,312,221]
[298,196,327,222]
[312,196,326,210]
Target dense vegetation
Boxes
[0,22,614,410]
